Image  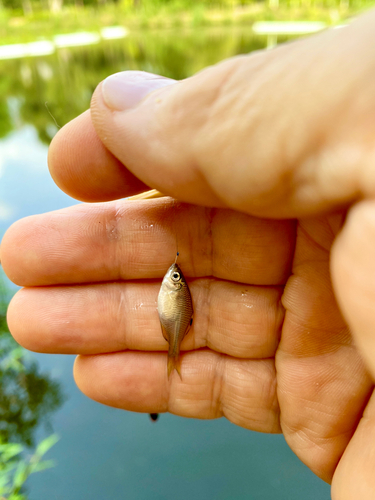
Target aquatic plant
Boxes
[0,434,59,500]
[0,280,64,498]
[0,289,64,447]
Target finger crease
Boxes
[206,206,215,277]
[211,353,226,418]
[105,202,123,280]
[115,285,128,350]
[204,278,215,350]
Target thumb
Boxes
[91,11,375,218]
[331,200,375,381]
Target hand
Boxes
[3,10,375,498]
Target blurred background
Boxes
[0,1,371,498]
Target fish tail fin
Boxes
[167,355,182,380]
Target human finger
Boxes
[331,391,375,500]
[73,349,280,433]
[89,12,375,218]
[277,214,372,482]
[48,74,174,202]
[1,198,295,287]
[7,280,284,358]
[331,200,375,381]
[48,110,149,202]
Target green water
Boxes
[0,26,330,499]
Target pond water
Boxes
[0,26,330,499]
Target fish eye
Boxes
[171,272,180,282]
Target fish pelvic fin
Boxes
[167,354,182,380]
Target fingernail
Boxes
[102,71,175,111]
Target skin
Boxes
[3,9,375,498]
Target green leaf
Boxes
[9,493,27,500]
[0,443,23,462]
[0,473,11,492]
[31,459,56,473]
[12,461,29,490]
[35,434,59,458]
[0,460,20,476]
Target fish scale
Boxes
[157,262,193,378]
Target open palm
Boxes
[4,12,375,498]
[2,195,371,488]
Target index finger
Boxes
[1,198,295,287]
[48,110,149,202]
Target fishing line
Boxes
[172,197,179,263]
[45,102,61,129]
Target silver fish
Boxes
[157,262,193,378]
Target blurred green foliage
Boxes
[0,0,374,39]
[0,27,271,143]
[0,283,64,498]
[0,434,59,499]
[0,290,64,447]
[2,0,374,12]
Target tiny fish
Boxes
[157,262,193,378]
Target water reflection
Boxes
[0,283,65,447]
[0,28,273,144]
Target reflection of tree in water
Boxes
[0,28,268,144]
[0,286,65,447]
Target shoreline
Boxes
[0,20,335,60]
[0,3,371,46]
